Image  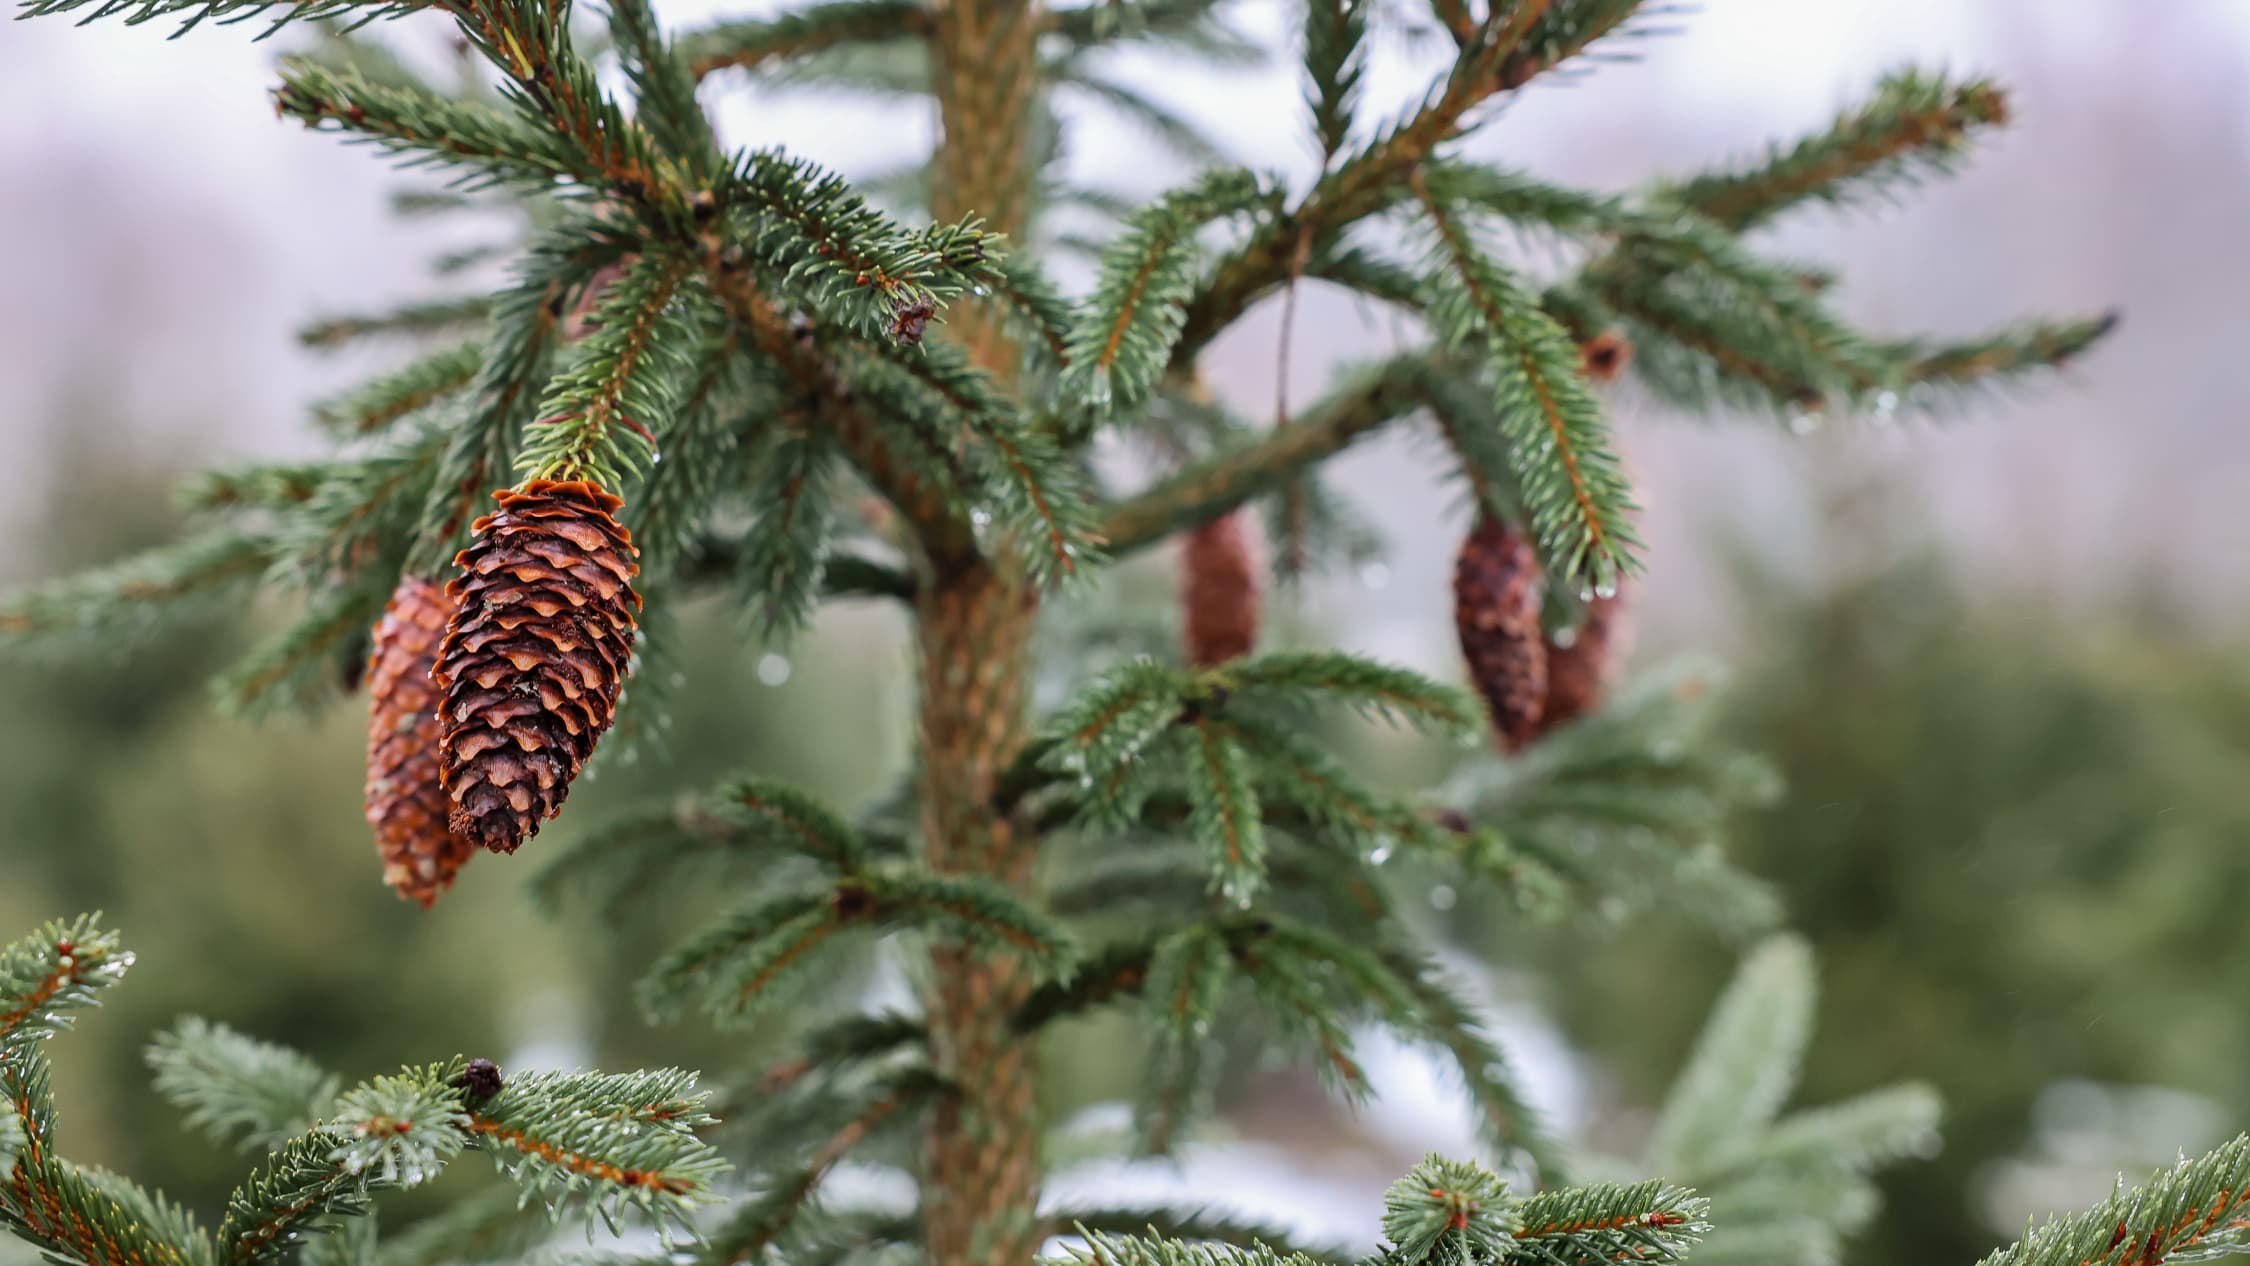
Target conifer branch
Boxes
[1649,937,1814,1171]
[1892,312,2119,391]
[697,1071,933,1266]
[274,63,585,192]
[1511,1182,1709,1266]
[1667,69,2011,231]
[681,0,930,81]
[12,0,422,38]
[313,343,485,437]
[1045,1206,1347,1265]
[0,917,133,1049]
[1973,1134,2250,1266]
[1061,169,1267,417]
[0,533,271,657]
[146,1020,339,1154]
[1303,0,1370,160]
[1101,357,1427,555]
[465,1069,725,1228]
[520,250,703,484]
[1413,172,1639,588]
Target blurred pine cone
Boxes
[365,575,476,907]
[1182,510,1261,667]
[435,479,641,853]
[1542,586,1633,732]
[1454,516,1547,752]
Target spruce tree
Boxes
[3,7,2228,1266]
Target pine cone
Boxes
[435,479,641,853]
[1454,516,1547,752]
[365,575,476,908]
[1542,585,1633,731]
[1182,511,1262,667]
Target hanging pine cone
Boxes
[434,479,641,853]
[1454,516,1547,752]
[1541,585,1633,732]
[1182,510,1262,667]
[365,575,476,908]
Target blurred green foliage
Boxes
[1535,528,2250,1266]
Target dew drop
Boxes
[1428,884,1457,912]
[1368,843,1395,866]
[1593,581,1619,600]
[755,653,793,686]
[972,284,989,297]
[970,508,994,529]
[1550,625,1580,650]
[1787,410,1823,436]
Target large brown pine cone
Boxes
[1541,585,1633,732]
[1182,510,1262,667]
[434,479,641,853]
[365,575,477,908]
[1454,516,1547,753]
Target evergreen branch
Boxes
[14,0,422,37]
[216,1135,379,1266]
[325,1068,473,1186]
[1381,1156,1519,1265]
[1892,312,2118,390]
[1032,658,1189,792]
[2,1151,212,1266]
[1666,69,2011,231]
[1215,714,1443,856]
[1213,650,1481,734]
[0,916,132,1050]
[1974,1135,2250,1266]
[710,270,974,560]
[466,1070,726,1229]
[1510,1181,1709,1266]
[1184,719,1265,902]
[274,62,583,192]
[1061,169,1267,416]
[1413,172,1639,588]
[520,250,704,484]
[735,423,841,636]
[630,333,750,580]
[0,533,271,657]
[1046,1206,1348,1265]
[444,0,672,204]
[178,464,326,514]
[313,342,484,437]
[1376,948,1568,1186]
[696,1072,933,1266]
[984,253,1075,370]
[213,577,392,717]
[752,1011,925,1096]
[1718,1083,1941,1178]
[680,0,928,80]
[706,773,868,874]
[724,152,1000,337]
[1649,936,1814,1171]
[1302,0,1370,160]
[1061,1229,1320,1266]
[838,328,1102,583]
[145,1019,339,1154]
[1015,941,1159,1034]
[413,218,630,569]
[1144,926,1233,1046]
[1168,0,1648,366]
[638,888,844,1025]
[642,867,1072,1024]
[607,0,717,173]
[1101,357,1427,556]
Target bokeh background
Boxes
[2,3,2246,1265]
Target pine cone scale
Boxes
[435,479,641,853]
